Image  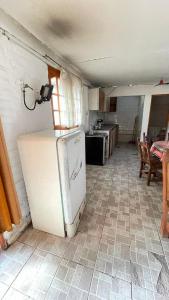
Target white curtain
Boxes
[59,69,83,128]
[81,85,89,131]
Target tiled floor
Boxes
[1,144,169,299]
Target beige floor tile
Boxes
[95,238,131,282]
[45,259,93,299]
[78,213,104,237]
[18,226,46,248]
[64,232,100,268]
[89,270,131,300]
[132,284,168,300]
[1,143,165,299]
[12,249,61,299]
[3,287,31,300]
[37,233,70,257]
[0,282,8,299]
[130,248,169,295]
[83,200,108,216]
[0,242,33,285]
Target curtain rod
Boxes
[0,26,90,87]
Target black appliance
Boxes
[85,133,108,166]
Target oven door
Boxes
[86,136,104,165]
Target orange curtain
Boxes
[0,119,21,233]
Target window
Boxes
[48,65,82,129]
[48,65,63,129]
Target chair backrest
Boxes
[143,132,149,142]
[143,132,153,145]
[137,138,143,161]
[140,141,151,164]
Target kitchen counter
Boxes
[94,124,118,131]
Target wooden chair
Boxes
[137,138,145,178]
[143,132,147,142]
[143,132,153,145]
[144,131,169,144]
[137,139,162,186]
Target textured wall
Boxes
[0,35,53,242]
[0,9,89,243]
[105,96,140,131]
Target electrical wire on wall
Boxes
[0,26,89,87]
[23,84,36,111]
[23,83,54,111]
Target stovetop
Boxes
[85,132,108,138]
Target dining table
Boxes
[151,141,169,236]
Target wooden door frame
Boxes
[0,234,7,250]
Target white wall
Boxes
[105,96,140,130]
[0,34,53,242]
[105,84,169,140]
[89,111,98,128]
[137,96,144,136]
[104,96,141,142]
[0,10,88,243]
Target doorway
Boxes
[104,96,144,143]
[148,95,169,141]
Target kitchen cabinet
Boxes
[109,127,116,156]
[88,88,105,112]
[103,96,117,113]
[109,97,117,112]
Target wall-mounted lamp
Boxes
[23,83,53,111]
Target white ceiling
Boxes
[1,0,169,86]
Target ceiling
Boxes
[1,0,169,86]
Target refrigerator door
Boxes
[57,130,86,224]
[18,132,65,237]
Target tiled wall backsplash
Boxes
[89,96,142,134]
[89,111,104,128]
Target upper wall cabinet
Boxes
[88,88,105,112]
[109,97,117,112]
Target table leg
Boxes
[160,158,169,237]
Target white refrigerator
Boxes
[18,129,86,237]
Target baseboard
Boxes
[3,214,31,245]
